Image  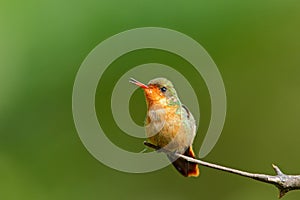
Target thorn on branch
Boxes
[272,164,284,176]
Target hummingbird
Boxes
[130,77,199,177]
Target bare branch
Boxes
[144,142,300,198]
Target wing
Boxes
[181,104,197,144]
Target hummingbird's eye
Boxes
[160,87,167,93]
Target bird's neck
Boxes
[146,96,181,110]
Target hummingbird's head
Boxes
[130,77,179,106]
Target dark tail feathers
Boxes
[167,146,199,177]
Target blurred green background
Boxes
[1,0,300,199]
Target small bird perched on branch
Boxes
[130,77,199,177]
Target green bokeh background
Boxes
[1,0,300,199]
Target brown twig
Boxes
[144,141,300,198]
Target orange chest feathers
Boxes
[145,103,185,149]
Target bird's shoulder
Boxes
[181,104,194,121]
